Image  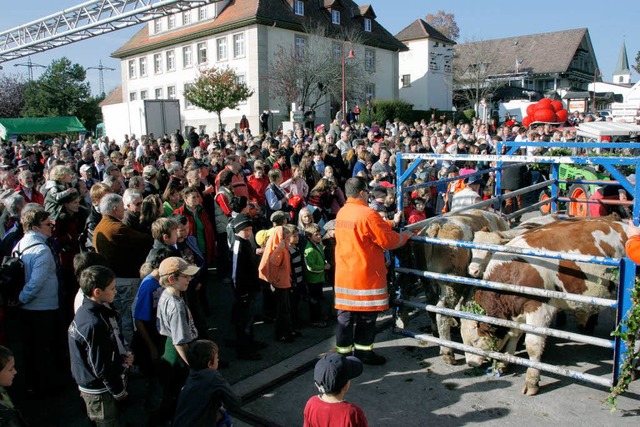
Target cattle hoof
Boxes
[442,354,457,365]
[521,384,539,396]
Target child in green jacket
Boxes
[304,224,330,328]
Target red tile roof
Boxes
[112,0,405,58]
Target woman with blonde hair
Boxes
[43,164,75,220]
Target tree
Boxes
[633,51,640,74]
[266,23,367,115]
[22,58,91,117]
[0,74,27,118]
[425,10,460,41]
[21,57,102,130]
[184,66,254,131]
[452,40,505,113]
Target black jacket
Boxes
[146,239,181,268]
[231,236,260,300]
[68,298,127,398]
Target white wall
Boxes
[399,38,453,111]
[109,21,401,136]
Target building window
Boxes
[182,11,192,25]
[216,37,227,61]
[154,19,162,33]
[154,53,162,74]
[331,10,340,25]
[443,56,452,72]
[236,74,247,105]
[365,83,375,101]
[199,7,207,20]
[402,74,411,88]
[168,15,176,30]
[233,33,245,58]
[129,92,137,101]
[294,0,304,16]
[182,46,192,68]
[365,49,375,71]
[197,42,208,64]
[155,88,163,99]
[167,86,176,99]
[139,57,147,77]
[140,90,148,100]
[128,60,136,79]
[184,84,193,108]
[295,35,306,59]
[166,50,175,71]
[364,18,372,32]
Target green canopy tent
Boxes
[0,116,87,140]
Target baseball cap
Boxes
[466,176,484,186]
[80,164,92,173]
[158,257,200,277]
[270,210,287,224]
[314,354,363,394]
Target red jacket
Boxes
[16,186,44,205]
[174,204,216,264]
[247,174,269,206]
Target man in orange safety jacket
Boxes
[334,177,412,365]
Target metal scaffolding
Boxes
[0,0,220,63]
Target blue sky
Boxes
[2,0,639,95]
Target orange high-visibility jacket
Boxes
[334,198,409,312]
[625,234,640,265]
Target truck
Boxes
[101,99,181,139]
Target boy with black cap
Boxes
[230,213,263,360]
[303,353,368,427]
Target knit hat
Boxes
[255,229,271,247]
[314,354,363,394]
[233,213,253,233]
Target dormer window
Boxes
[154,19,162,33]
[364,17,371,32]
[294,0,304,16]
[331,10,341,25]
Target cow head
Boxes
[460,318,509,367]
[468,229,509,278]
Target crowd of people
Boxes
[0,110,605,426]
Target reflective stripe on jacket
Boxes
[334,198,409,312]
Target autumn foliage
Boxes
[184,66,254,130]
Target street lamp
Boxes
[341,41,355,122]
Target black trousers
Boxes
[335,310,378,351]
[21,309,60,393]
[273,288,292,339]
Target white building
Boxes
[101,0,406,138]
[396,19,454,112]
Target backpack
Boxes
[0,242,45,306]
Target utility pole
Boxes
[87,60,115,96]
[13,57,45,81]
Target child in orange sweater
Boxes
[258,226,295,342]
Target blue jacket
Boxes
[16,231,59,311]
[68,298,127,398]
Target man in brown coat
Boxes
[94,193,152,347]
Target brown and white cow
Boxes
[467,214,564,278]
[404,209,508,365]
[460,215,627,395]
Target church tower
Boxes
[613,41,631,84]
